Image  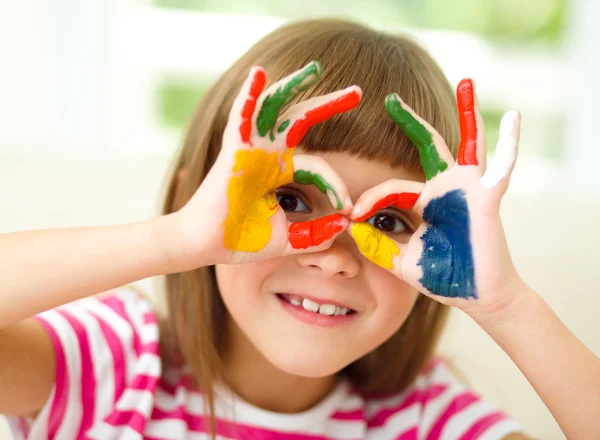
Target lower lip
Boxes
[276,294,358,328]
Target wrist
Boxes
[154,212,214,273]
[467,279,539,328]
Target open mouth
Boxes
[276,293,357,316]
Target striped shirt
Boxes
[7,288,523,439]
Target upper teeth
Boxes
[290,297,351,316]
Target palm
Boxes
[180,62,361,265]
[350,79,522,311]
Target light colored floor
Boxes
[2,153,598,439]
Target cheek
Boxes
[215,259,280,314]
[364,265,420,337]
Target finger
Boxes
[284,214,348,253]
[350,179,425,221]
[226,66,267,145]
[277,86,362,148]
[255,61,322,140]
[456,79,487,171]
[349,221,404,275]
[292,154,353,213]
[384,93,455,181]
[480,110,521,189]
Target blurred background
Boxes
[1,1,599,439]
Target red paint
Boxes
[355,193,420,222]
[286,90,361,148]
[288,214,346,249]
[239,68,266,143]
[457,78,478,166]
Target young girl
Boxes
[1,18,598,440]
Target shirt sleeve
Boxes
[415,358,525,440]
[6,287,160,440]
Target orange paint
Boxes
[288,214,346,249]
[286,90,361,148]
[224,148,293,252]
[239,69,267,144]
[355,193,420,222]
[457,79,478,166]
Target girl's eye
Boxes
[276,192,309,213]
[366,212,408,234]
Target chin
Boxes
[261,342,353,378]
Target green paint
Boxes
[269,131,275,142]
[277,119,290,133]
[257,61,322,138]
[385,93,448,180]
[294,169,343,210]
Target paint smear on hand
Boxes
[355,193,420,222]
[293,169,342,209]
[417,189,477,299]
[350,222,400,270]
[288,214,346,249]
[384,93,448,181]
[456,79,479,166]
[224,148,293,252]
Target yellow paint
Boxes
[224,148,293,252]
[350,222,400,270]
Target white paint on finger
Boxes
[480,110,521,189]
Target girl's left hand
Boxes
[349,79,525,316]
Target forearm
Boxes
[0,213,189,328]
[470,286,600,439]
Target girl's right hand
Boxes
[177,62,362,266]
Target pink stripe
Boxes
[57,309,96,439]
[129,374,159,393]
[150,407,334,439]
[87,309,126,403]
[32,315,69,440]
[331,408,363,420]
[143,312,157,325]
[142,341,160,355]
[460,411,508,440]
[397,426,418,440]
[105,410,147,434]
[98,295,142,356]
[367,384,447,428]
[425,391,480,440]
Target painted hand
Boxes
[349,79,524,314]
[180,62,362,265]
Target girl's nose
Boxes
[295,234,360,278]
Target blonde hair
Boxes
[158,18,459,436]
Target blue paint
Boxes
[417,189,477,299]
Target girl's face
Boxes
[216,151,424,377]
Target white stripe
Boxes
[133,352,162,376]
[364,388,414,419]
[37,310,84,440]
[322,418,366,439]
[120,292,159,346]
[79,298,138,386]
[419,384,464,437]
[70,303,116,427]
[365,403,420,440]
[114,388,155,417]
[478,419,524,440]
[335,393,364,412]
[145,418,189,439]
[87,421,144,440]
[440,399,499,440]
